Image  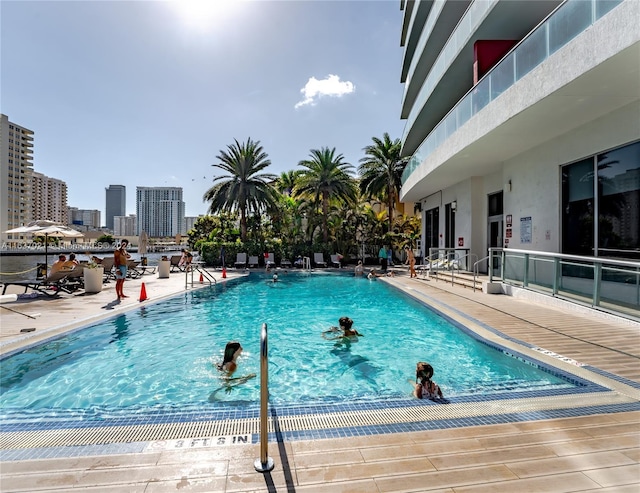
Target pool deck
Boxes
[1,267,639,492]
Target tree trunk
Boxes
[322,192,329,243]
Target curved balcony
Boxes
[402,0,626,187]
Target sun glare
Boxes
[171,0,239,31]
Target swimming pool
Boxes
[0,272,576,420]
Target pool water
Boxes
[0,272,574,417]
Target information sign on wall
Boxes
[520,216,532,243]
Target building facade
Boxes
[68,207,101,229]
[399,0,640,266]
[114,214,137,237]
[0,114,34,241]
[136,187,185,237]
[32,171,68,225]
[105,185,126,231]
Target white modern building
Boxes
[399,0,639,267]
[0,114,34,241]
[114,214,137,237]
[136,187,185,237]
[32,171,68,225]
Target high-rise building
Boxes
[136,187,185,237]
[32,171,68,225]
[184,215,204,233]
[399,0,639,262]
[114,214,137,237]
[0,114,34,241]
[68,207,101,229]
[105,185,126,231]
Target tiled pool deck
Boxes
[1,268,638,492]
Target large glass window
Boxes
[562,141,640,259]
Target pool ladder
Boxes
[255,323,274,472]
[184,265,217,289]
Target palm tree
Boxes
[358,133,408,233]
[274,170,301,197]
[203,138,277,241]
[296,147,356,243]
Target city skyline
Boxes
[1,1,406,218]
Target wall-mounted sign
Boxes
[506,214,512,227]
[520,216,532,243]
[458,237,464,247]
[506,228,512,238]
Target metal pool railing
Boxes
[254,322,274,473]
[489,248,640,321]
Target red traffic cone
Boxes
[199,272,204,283]
[138,283,148,302]
[222,267,227,279]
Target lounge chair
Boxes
[169,255,183,272]
[314,253,327,268]
[265,252,275,269]
[234,253,247,269]
[280,258,292,268]
[330,254,342,268]
[126,259,142,278]
[1,269,75,297]
[248,255,259,268]
[101,257,115,281]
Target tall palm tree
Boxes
[358,133,408,233]
[274,170,301,197]
[296,147,356,243]
[203,138,277,241]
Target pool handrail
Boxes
[254,322,274,472]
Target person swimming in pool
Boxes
[209,341,256,401]
[217,341,243,376]
[412,361,444,400]
[322,316,363,340]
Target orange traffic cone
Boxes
[222,267,227,279]
[139,283,148,302]
[199,272,204,283]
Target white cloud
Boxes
[295,74,355,109]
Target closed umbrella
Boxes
[138,231,149,265]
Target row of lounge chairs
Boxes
[233,253,341,269]
[1,258,160,297]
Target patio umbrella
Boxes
[4,221,83,276]
[138,231,149,265]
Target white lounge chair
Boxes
[248,256,259,268]
[314,252,327,268]
[330,254,342,268]
[280,258,292,268]
[234,253,247,268]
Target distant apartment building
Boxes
[114,214,137,237]
[68,207,101,229]
[32,171,68,225]
[136,187,185,237]
[184,215,204,233]
[0,114,34,240]
[105,185,126,231]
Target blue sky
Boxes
[1,0,406,218]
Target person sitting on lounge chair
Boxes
[50,255,67,274]
[61,253,79,270]
[179,249,193,270]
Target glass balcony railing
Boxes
[402,0,624,185]
[489,248,640,321]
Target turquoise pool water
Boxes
[0,272,574,417]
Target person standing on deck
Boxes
[114,239,131,299]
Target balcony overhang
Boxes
[401,41,640,203]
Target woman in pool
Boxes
[413,361,444,400]
[322,316,363,340]
[217,341,243,375]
